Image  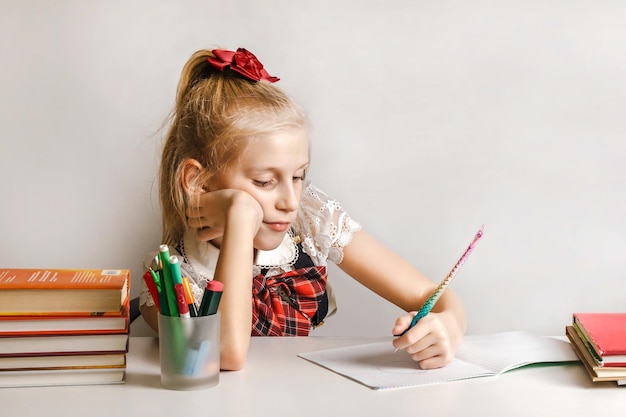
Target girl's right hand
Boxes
[185,189,263,242]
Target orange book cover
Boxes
[0,268,129,315]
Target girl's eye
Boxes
[253,180,273,188]
[293,171,307,182]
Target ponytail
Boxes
[174,50,217,115]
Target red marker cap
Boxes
[206,280,224,292]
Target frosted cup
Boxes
[158,312,220,390]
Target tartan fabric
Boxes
[251,265,327,336]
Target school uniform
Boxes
[140,184,361,336]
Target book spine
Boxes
[572,320,603,364]
[0,327,129,337]
[0,269,129,289]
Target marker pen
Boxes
[198,280,224,316]
[159,244,179,317]
[142,269,160,311]
[182,276,199,318]
[155,269,170,316]
[174,283,191,318]
[168,255,184,286]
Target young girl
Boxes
[139,47,467,371]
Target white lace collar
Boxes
[181,230,299,279]
[254,231,298,269]
[181,232,219,282]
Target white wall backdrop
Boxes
[1,0,625,337]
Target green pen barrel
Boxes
[159,245,179,317]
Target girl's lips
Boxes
[264,222,291,232]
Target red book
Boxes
[573,313,626,366]
[0,269,129,315]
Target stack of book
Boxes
[0,268,130,388]
[565,312,626,386]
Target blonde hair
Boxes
[159,49,307,245]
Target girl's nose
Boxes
[277,184,299,211]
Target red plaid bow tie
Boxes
[251,266,327,336]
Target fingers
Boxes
[412,350,453,370]
[185,201,222,241]
[183,189,264,247]
[186,215,205,229]
[185,199,205,220]
[406,334,453,369]
[392,312,416,336]
[187,216,223,241]
[392,314,455,369]
[392,312,427,351]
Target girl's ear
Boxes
[181,159,206,195]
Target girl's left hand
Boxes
[391,311,458,369]
[186,188,263,242]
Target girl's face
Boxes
[221,126,309,251]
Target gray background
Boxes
[1,0,624,337]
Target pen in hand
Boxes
[394,226,484,351]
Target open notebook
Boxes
[298,331,578,390]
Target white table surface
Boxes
[0,336,623,417]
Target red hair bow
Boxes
[208,48,280,83]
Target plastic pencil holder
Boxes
[158,312,220,390]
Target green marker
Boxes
[159,244,179,317]
[198,280,224,316]
[169,255,183,286]
[149,268,169,317]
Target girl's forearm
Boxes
[213,219,255,371]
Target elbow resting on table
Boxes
[220,346,247,371]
